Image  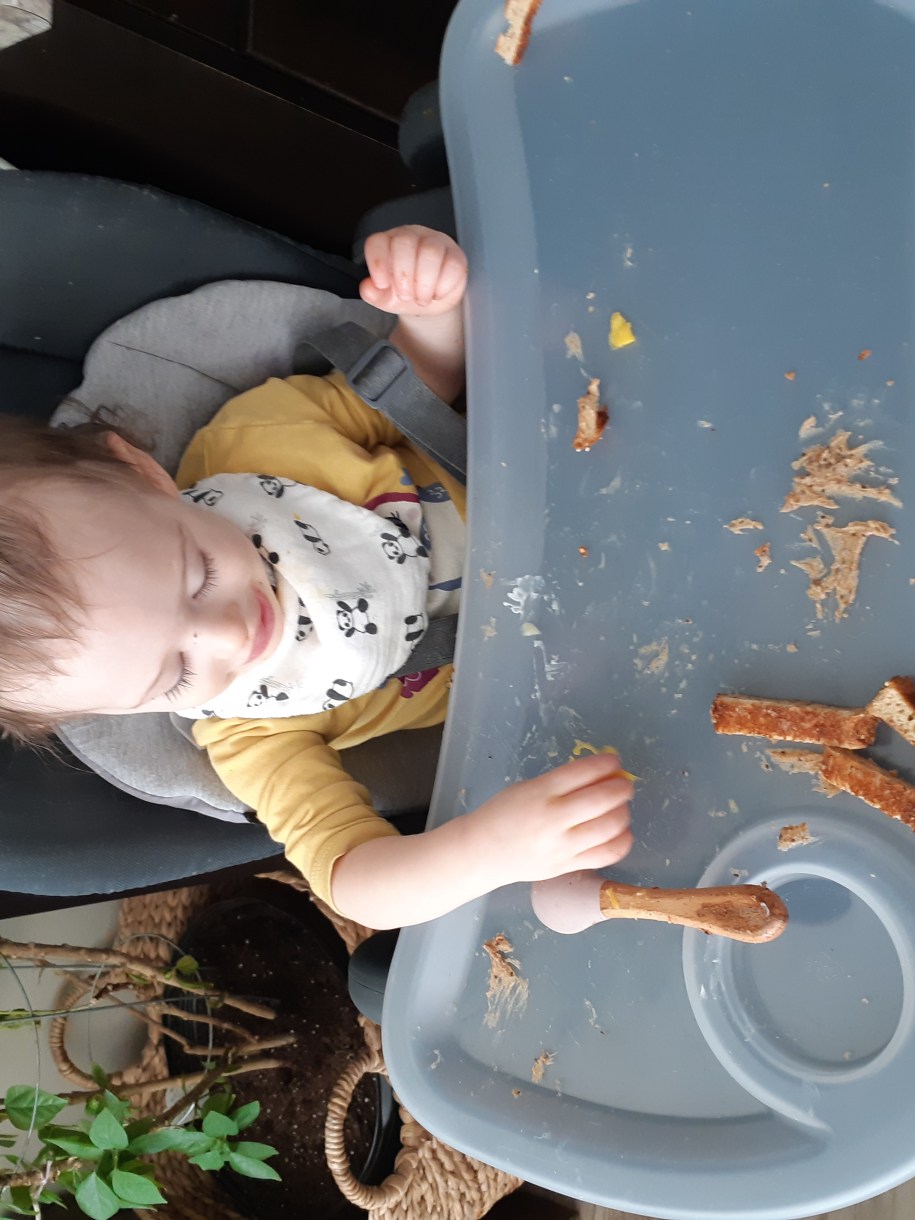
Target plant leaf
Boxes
[173,955,199,977]
[88,1109,128,1151]
[127,1127,212,1157]
[188,1148,226,1171]
[40,1126,103,1158]
[201,1111,237,1138]
[100,1091,131,1124]
[8,1185,36,1215]
[5,1085,67,1131]
[231,1101,260,1131]
[227,1151,282,1181]
[200,1091,234,1117]
[233,1141,277,1162]
[74,1171,121,1220]
[109,1169,166,1206]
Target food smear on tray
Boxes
[482,933,529,1028]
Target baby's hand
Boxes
[468,753,634,887]
[360,225,467,317]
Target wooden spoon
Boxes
[531,871,788,943]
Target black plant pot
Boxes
[163,880,400,1219]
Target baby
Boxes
[0,225,633,929]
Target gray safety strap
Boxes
[389,614,458,677]
[302,321,467,485]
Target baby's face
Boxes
[22,477,283,716]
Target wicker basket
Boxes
[50,872,521,1219]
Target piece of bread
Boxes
[868,676,915,747]
[572,377,609,451]
[778,822,815,851]
[711,693,878,748]
[820,746,915,830]
[494,0,543,65]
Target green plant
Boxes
[0,1075,279,1219]
[0,935,293,1218]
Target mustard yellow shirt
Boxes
[176,370,466,908]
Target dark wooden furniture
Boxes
[0,0,458,255]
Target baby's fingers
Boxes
[560,773,634,830]
[362,230,395,293]
[566,802,632,855]
[573,830,635,872]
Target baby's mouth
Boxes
[247,588,276,665]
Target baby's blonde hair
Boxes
[0,414,143,744]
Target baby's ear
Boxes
[105,432,179,496]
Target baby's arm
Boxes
[359,225,467,405]
[330,753,634,928]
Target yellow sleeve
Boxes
[177,370,406,488]
[193,715,400,910]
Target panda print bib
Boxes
[175,472,431,720]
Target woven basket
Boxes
[50,872,521,1219]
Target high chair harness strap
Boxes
[304,322,467,485]
[302,322,464,677]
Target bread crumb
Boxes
[564,330,584,360]
[799,415,819,438]
[778,822,815,851]
[658,541,670,551]
[754,542,772,572]
[480,569,495,588]
[609,311,636,349]
[725,517,764,533]
[782,430,901,513]
[858,348,872,361]
[483,934,529,1028]
[785,370,797,381]
[494,0,542,64]
[791,515,895,620]
[531,1049,556,1083]
[572,377,609,451]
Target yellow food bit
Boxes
[609,311,636,349]
[602,885,622,910]
[570,740,637,780]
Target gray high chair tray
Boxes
[381,1,915,1216]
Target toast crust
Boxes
[820,747,915,829]
[495,0,543,65]
[711,694,878,748]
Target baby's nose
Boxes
[194,600,249,659]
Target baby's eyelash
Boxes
[197,551,218,597]
[165,658,196,703]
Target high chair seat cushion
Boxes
[51,279,406,820]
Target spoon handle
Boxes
[598,882,788,943]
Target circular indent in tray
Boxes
[682,810,915,1130]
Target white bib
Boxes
[176,473,431,719]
